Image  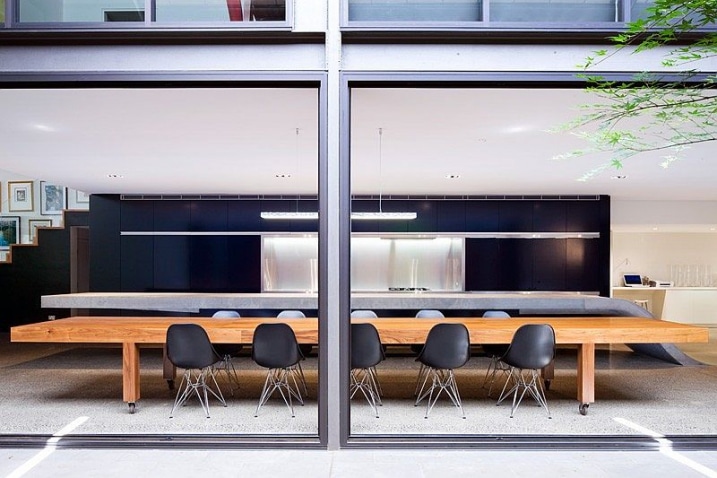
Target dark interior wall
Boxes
[0,211,89,330]
[90,195,610,297]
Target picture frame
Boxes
[28,218,52,243]
[40,182,66,215]
[75,190,90,204]
[0,216,20,250]
[8,181,34,212]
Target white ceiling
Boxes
[0,87,715,201]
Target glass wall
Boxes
[0,86,321,442]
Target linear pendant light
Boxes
[353,127,416,220]
[260,127,417,221]
[260,211,318,220]
[260,128,316,220]
[260,211,417,220]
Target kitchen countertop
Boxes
[42,291,641,316]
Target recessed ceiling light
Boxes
[611,175,628,180]
[652,227,659,231]
[445,174,460,179]
[33,124,56,132]
[710,227,716,232]
[107,174,124,179]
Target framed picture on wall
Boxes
[28,218,52,243]
[0,216,20,250]
[75,190,90,204]
[40,182,66,215]
[8,181,34,212]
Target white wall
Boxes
[611,199,717,286]
[612,232,717,287]
[612,200,717,230]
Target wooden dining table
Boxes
[10,316,709,415]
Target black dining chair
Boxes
[350,322,385,418]
[350,310,378,319]
[481,310,512,397]
[496,323,556,418]
[211,310,243,395]
[166,323,227,418]
[252,322,306,417]
[412,309,445,396]
[414,323,471,419]
[412,309,444,353]
[278,310,313,358]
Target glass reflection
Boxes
[156,0,286,22]
[348,0,481,22]
[16,0,286,23]
[18,0,144,23]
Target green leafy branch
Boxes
[561,0,717,174]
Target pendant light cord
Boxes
[378,127,383,214]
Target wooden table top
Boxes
[10,316,709,345]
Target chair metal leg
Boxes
[368,366,383,405]
[496,367,551,418]
[169,367,226,418]
[350,367,381,417]
[483,355,511,398]
[295,361,309,397]
[254,366,305,418]
[413,363,427,397]
[415,368,465,419]
[214,354,240,396]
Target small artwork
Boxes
[8,181,34,212]
[0,216,20,250]
[75,190,90,204]
[29,218,52,243]
[40,182,66,215]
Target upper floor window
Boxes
[345,0,644,24]
[347,0,482,22]
[11,0,286,25]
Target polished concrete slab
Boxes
[0,330,715,438]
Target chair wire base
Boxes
[254,365,305,418]
[169,367,227,418]
[482,355,511,398]
[413,363,427,397]
[214,354,241,396]
[496,367,551,418]
[415,367,466,419]
[350,366,382,417]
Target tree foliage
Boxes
[557,0,717,179]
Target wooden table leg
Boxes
[576,342,596,415]
[122,342,140,414]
